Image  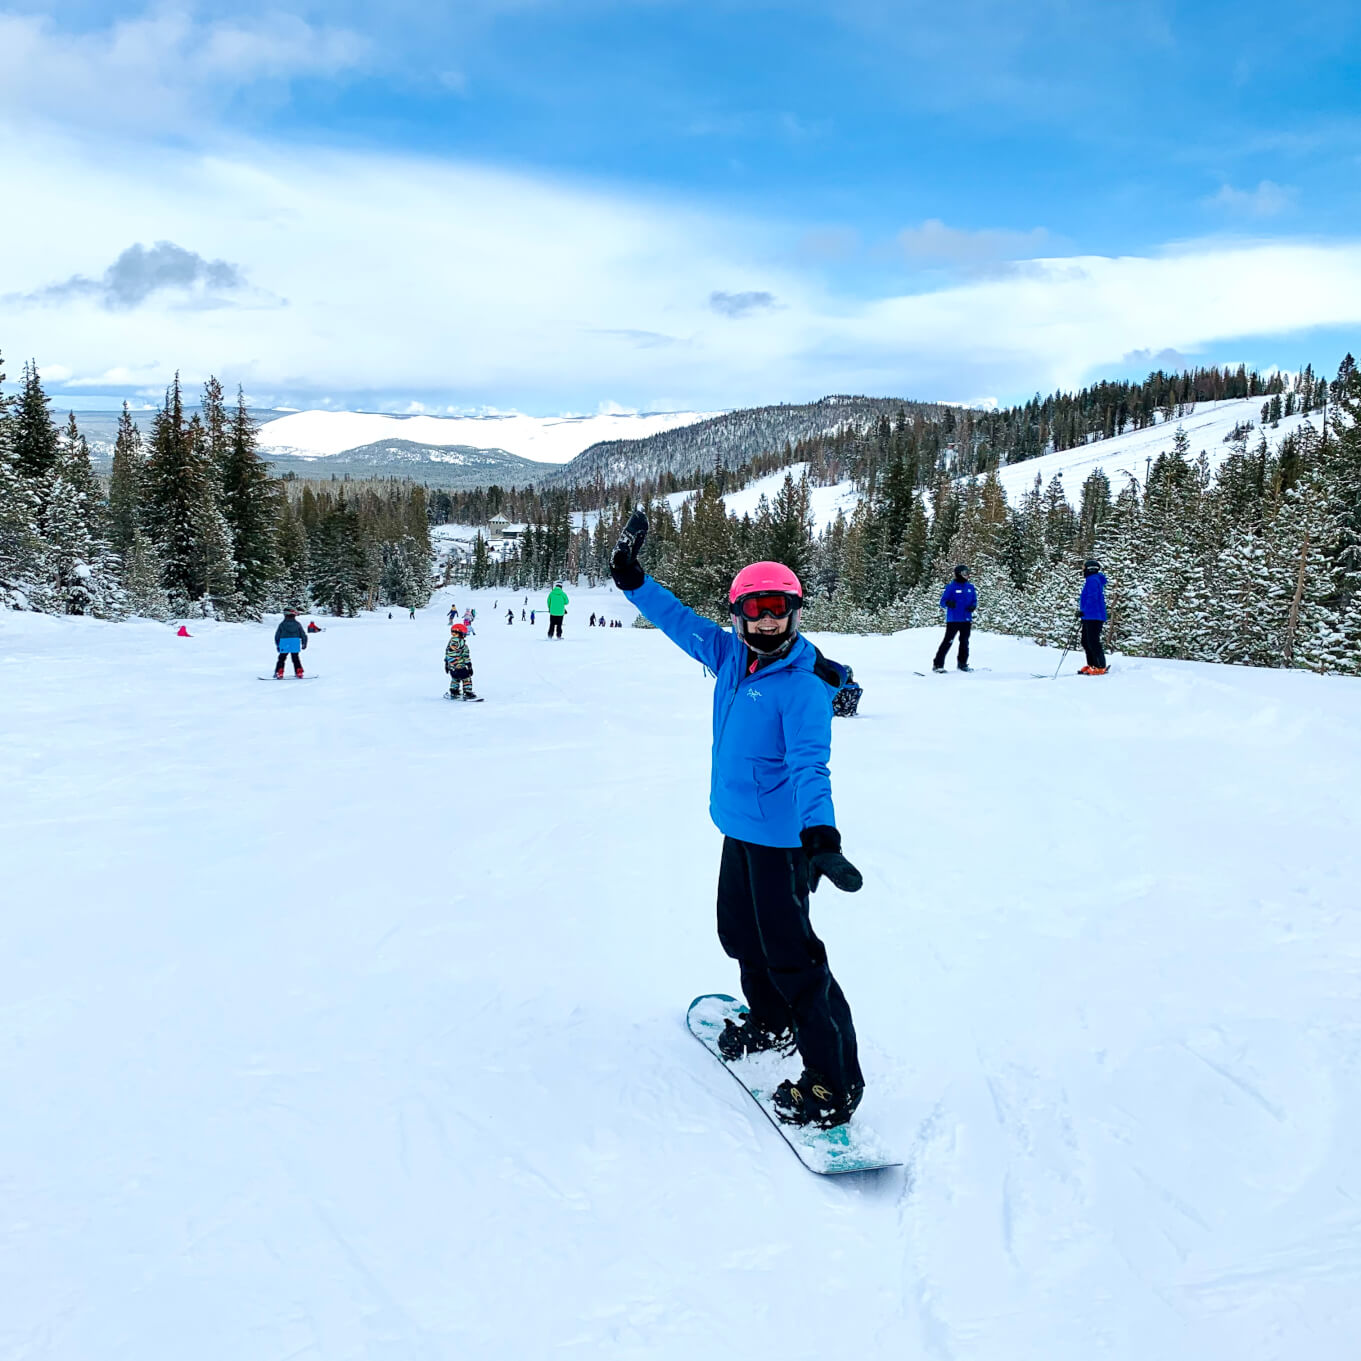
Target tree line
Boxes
[0,354,435,620]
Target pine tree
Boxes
[0,352,47,610]
[143,375,238,612]
[107,403,145,555]
[120,528,172,619]
[219,387,279,614]
[273,498,311,609]
[11,362,61,485]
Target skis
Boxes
[686,994,898,1175]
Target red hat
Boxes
[451,621,469,635]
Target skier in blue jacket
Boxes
[272,607,307,678]
[1077,558,1109,675]
[611,510,865,1128]
[932,564,978,672]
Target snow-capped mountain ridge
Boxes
[255,407,723,466]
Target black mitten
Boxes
[610,509,649,590]
[800,825,863,894]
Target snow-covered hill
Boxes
[3,598,1359,1360]
[663,462,860,532]
[255,408,721,465]
[992,397,1316,504]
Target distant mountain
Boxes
[254,407,720,466]
[260,439,561,488]
[543,395,948,487]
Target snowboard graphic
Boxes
[687,994,898,1175]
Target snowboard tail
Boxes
[686,994,898,1175]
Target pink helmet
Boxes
[729,561,803,604]
[729,561,804,657]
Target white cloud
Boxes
[2,124,1360,411]
[1205,180,1297,218]
[898,218,1054,271]
[0,8,367,133]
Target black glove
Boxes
[610,509,648,591]
[800,825,863,894]
[302,639,308,649]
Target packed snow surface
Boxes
[256,408,721,464]
[3,592,1360,1360]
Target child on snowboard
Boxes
[273,607,307,678]
[444,621,479,700]
[611,511,865,1129]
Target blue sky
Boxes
[2,1,1360,413]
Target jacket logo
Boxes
[746,687,762,700]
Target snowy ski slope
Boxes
[2,592,1359,1360]
[991,397,1315,504]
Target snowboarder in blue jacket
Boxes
[1077,558,1108,674]
[273,607,307,678]
[611,510,865,1129]
[932,565,978,671]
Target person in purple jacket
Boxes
[611,510,865,1128]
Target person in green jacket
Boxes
[546,583,569,639]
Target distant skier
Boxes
[444,622,479,700]
[547,583,568,639]
[506,609,514,624]
[306,620,322,633]
[589,612,597,627]
[448,605,458,624]
[611,511,865,1129]
[530,610,535,625]
[462,610,476,636]
[521,608,526,620]
[273,607,307,679]
[932,564,977,672]
[1077,558,1109,675]
[409,606,416,620]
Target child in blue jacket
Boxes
[932,564,978,671]
[272,607,307,678]
[611,511,865,1128]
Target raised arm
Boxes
[625,576,728,673]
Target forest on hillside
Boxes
[3,348,1358,674]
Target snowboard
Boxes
[442,692,485,702]
[259,674,318,681]
[913,667,990,676]
[686,994,898,1175]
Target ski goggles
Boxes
[735,592,801,621]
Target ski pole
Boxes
[1052,623,1079,679]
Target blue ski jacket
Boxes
[939,581,977,623]
[274,617,307,653]
[625,576,836,847]
[1079,573,1108,621]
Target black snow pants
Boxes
[716,836,863,1097]
[547,615,564,639]
[1081,619,1106,669]
[275,651,303,674]
[933,620,972,669]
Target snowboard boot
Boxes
[957,664,973,672]
[294,667,305,678]
[274,668,284,679]
[461,687,479,700]
[716,1013,795,1062]
[772,1069,863,1129]
[932,665,946,674]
